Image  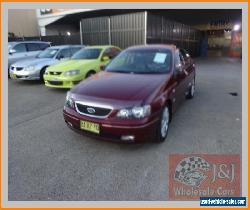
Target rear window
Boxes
[39,43,50,50]
[26,43,41,52]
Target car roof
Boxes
[85,45,118,49]
[127,44,177,51]
[8,41,50,44]
[48,45,84,49]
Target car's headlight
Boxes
[25,66,36,71]
[117,105,151,119]
[65,92,74,108]
[64,70,80,76]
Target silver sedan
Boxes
[9,45,84,81]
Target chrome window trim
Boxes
[75,101,113,119]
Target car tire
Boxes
[40,67,48,82]
[156,105,170,143]
[86,71,96,78]
[186,78,195,99]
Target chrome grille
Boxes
[75,101,112,119]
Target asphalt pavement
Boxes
[8,57,242,200]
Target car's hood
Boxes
[12,58,53,67]
[71,71,171,105]
[47,59,95,72]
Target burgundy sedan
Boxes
[63,45,195,143]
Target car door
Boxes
[171,50,187,112]
[26,43,42,59]
[8,43,28,66]
[180,49,195,95]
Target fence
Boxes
[8,34,81,46]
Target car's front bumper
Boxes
[63,106,160,143]
[44,74,82,89]
[9,69,40,80]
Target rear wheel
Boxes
[156,105,170,142]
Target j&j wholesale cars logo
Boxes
[169,154,240,200]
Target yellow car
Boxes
[44,45,121,88]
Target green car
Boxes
[44,45,121,88]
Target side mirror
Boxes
[9,49,16,55]
[102,56,109,62]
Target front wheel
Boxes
[40,67,47,82]
[156,105,170,142]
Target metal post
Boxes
[108,17,111,45]
[144,11,147,45]
[79,20,83,45]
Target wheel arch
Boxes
[165,99,173,122]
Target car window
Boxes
[39,43,50,50]
[71,48,102,60]
[13,43,27,53]
[102,47,120,59]
[106,48,172,74]
[70,47,82,56]
[57,48,72,59]
[179,51,185,64]
[102,48,112,58]
[26,43,41,52]
[175,51,181,67]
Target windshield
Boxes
[8,43,15,50]
[37,48,59,58]
[106,48,172,74]
[71,48,102,60]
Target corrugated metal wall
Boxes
[80,11,201,56]
[81,17,110,45]
[80,12,146,49]
[147,13,201,56]
[110,12,146,49]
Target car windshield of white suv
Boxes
[37,48,59,58]
[106,48,172,74]
[71,48,101,60]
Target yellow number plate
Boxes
[10,73,17,79]
[80,120,100,134]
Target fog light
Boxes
[121,135,135,141]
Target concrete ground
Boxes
[8,57,242,201]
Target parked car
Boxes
[63,45,196,143]
[9,45,83,81]
[8,41,51,70]
[44,45,121,88]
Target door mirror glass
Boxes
[102,56,109,62]
[9,48,16,55]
